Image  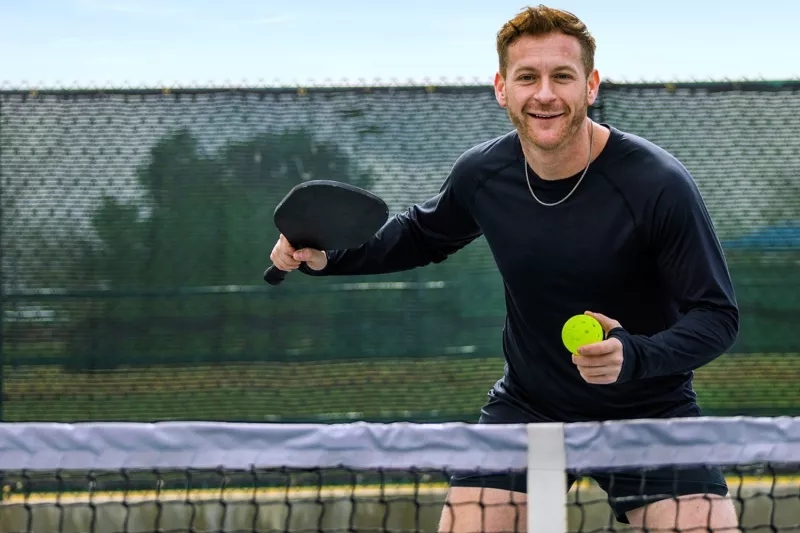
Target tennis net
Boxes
[0,416,797,533]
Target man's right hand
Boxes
[269,234,328,272]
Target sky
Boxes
[1,0,799,89]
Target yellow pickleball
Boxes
[561,314,604,354]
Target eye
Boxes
[518,74,535,82]
[555,73,574,80]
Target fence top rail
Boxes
[1,79,799,97]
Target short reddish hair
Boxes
[496,5,596,77]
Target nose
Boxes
[534,79,557,105]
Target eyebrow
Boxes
[515,64,579,74]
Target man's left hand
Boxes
[571,311,624,385]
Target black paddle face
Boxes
[264,180,389,285]
[275,180,388,250]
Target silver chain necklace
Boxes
[524,122,594,207]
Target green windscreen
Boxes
[1,81,798,422]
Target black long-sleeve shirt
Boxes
[301,124,739,422]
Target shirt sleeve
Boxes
[299,152,483,277]
[612,169,740,384]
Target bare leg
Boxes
[438,487,527,533]
[625,493,740,533]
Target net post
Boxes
[526,422,567,533]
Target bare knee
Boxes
[438,486,527,533]
[626,493,740,532]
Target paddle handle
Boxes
[263,265,288,285]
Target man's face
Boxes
[494,32,598,152]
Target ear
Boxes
[586,68,600,106]
[494,71,507,108]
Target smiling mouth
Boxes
[528,112,564,120]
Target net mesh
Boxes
[4,467,798,533]
[1,81,799,423]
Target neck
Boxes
[522,119,601,181]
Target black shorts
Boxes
[450,391,729,524]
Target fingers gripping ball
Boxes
[561,314,604,354]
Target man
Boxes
[270,5,740,532]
